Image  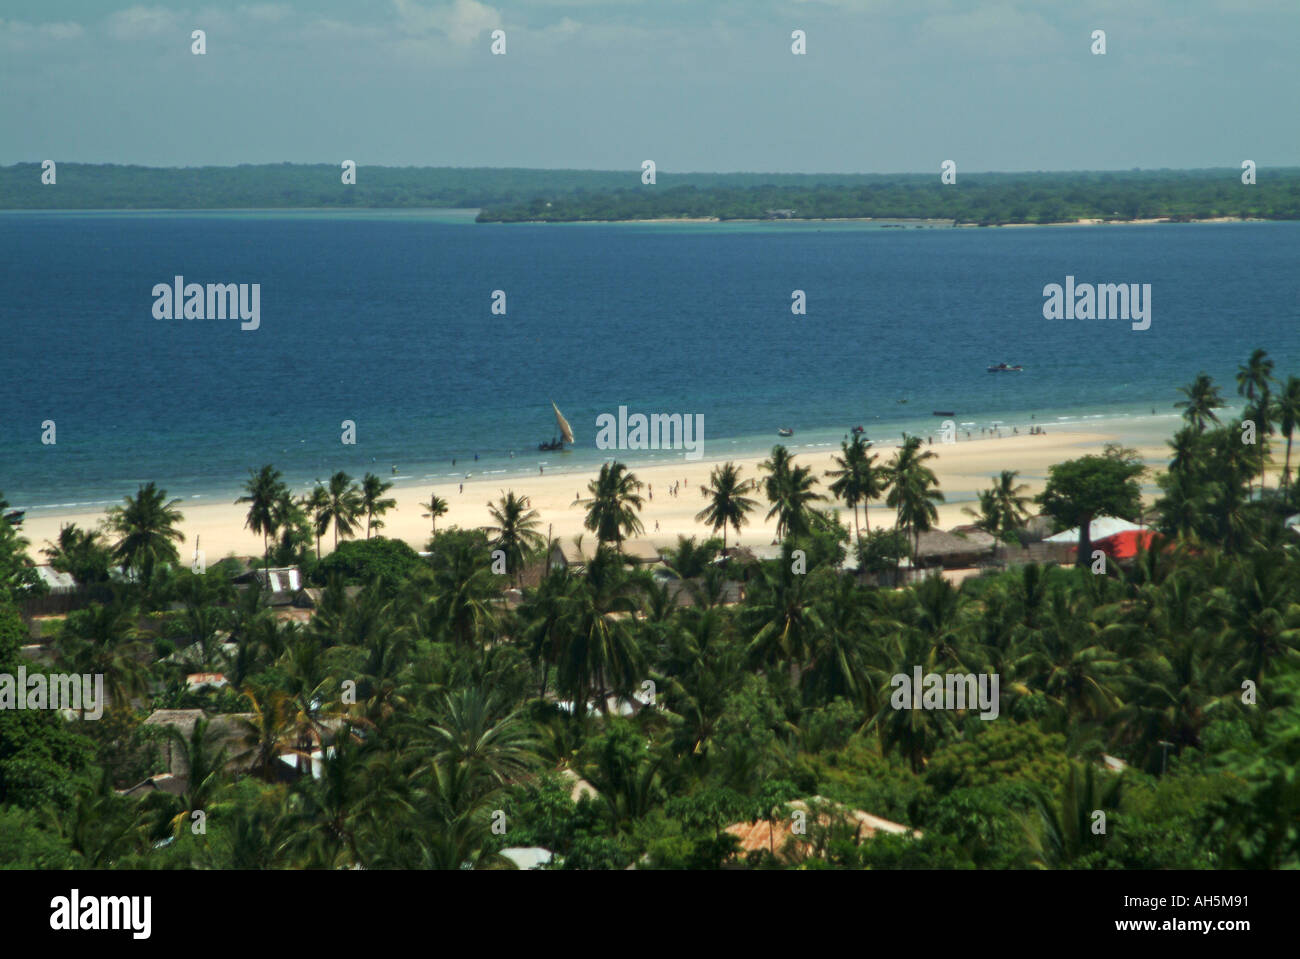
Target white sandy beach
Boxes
[21,429,1175,563]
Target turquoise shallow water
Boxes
[1,212,1296,513]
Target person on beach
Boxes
[459,483,463,493]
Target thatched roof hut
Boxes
[913,529,994,568]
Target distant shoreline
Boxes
[0,210,1274,228]
[487,215,1273,227]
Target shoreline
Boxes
[8,404,1188,517]
[20,424,1176,564]
[476,215,1275,227]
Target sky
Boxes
[2,0,1297,173]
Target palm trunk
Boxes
[1284,433,1294,492]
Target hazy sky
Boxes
[3,0,1297,173]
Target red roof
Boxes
[1097,529,1157,560]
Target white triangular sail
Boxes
[552,401,575,444]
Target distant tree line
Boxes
[478,169,1300,225]
[0,163,914,211]
[4,164,1298,224]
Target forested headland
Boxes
[4,163,1299,225]
[0,164,908,211]
[478,168,1300,225]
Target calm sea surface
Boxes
[1,211,1297,513]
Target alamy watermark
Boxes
[152,275,260,330]
[1042,275,1150,330]
[0,668,104,720]
[890,667,999,720]
[595,406,704,461]
[50,890,150,939]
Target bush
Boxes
[311,536,422,589]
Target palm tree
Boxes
[54,601,151,710]
[421,493,450,535]
[485,491,546,587]
[304,485,331,560]
[1236,349,1274,493]
[695,462,757,553]
[825,435,882,541]
[545,548,645,713]
[742,543,824,672]
[165,717,230,837]
[963,488,1003,549]
[1154,467,1213,541]
[968,470,1031,557]
[1272,376,1300,493]
[235,685,297,782]
[885,436,945,560]
[236,465,286,572]
[269,488,305,563]
[1026,763,1123,868]
[424,688,539,791]
[106,481,185,589]
[360,473,397,539]
[42,523,112,584]
[760,446,825,541]
[992,470,1032,532]
[1175,372,1224,433]
[320,472,363,550]
[575,461,645,549]
[422,539,501,646]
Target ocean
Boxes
[2,211,1297,515]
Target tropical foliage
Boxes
[2,353,1299,870]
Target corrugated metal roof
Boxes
[34,565,78,592]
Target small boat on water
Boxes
[987,363,1024,373]
[932,410,955,417]
[538,401,575,452]
[851,425,865,434]
[777,427,794,437]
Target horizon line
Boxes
[4,161,1299,177]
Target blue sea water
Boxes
[1,211,1297,514]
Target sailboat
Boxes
[539,401,575,452]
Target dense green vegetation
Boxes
[2,351,1300,869]
[0,163,898,211]
[479,169,1300,225]
[4,164,1299,226]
